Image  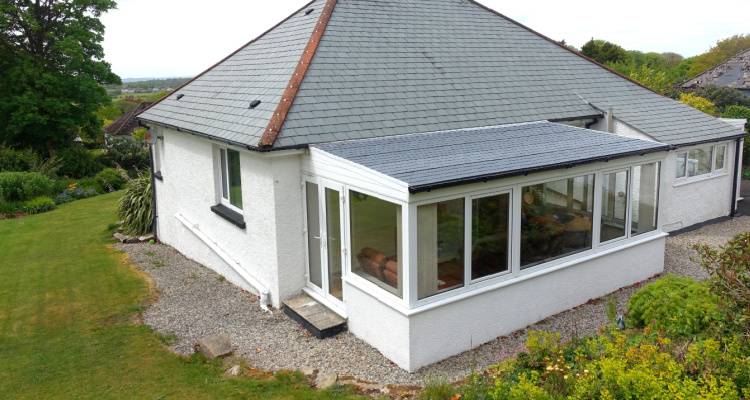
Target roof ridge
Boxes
[136,0,318,123]
[258,0,339,148]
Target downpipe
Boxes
[175,213,271,311]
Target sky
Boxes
[102,0,750,79]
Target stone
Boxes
[138,233,155,242]
[113,232,129,243]
[194,333,233,359]
[314,372,338,389]
[225,365,241,377]
[300,367,317,377]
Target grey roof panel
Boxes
[314,121,670,192]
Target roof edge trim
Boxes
[135,0,317,119]
[259,0,338,148]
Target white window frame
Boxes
[714,144,727,172]
[216,147,243,213]
[467,190,513,284]
[598,167,631,246]
[674,142,730,185]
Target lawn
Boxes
[0,192,360,399]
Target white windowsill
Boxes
[673,172,728,188]
[344,231,668,317]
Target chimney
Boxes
[606,106,615,133]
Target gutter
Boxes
[175,213,271,311]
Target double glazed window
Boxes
[219,148,243,209]
[675,145,726,179]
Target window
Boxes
[675,153,686,179]
[631,162,660,236]
[600,170,628,242]
[688,147,712,177]
[417,198,465,299]
[521,175,594,268]
[471,194,510,280]
[715,145,726,170]
[153,135,164,176]
[219,148,243,209]
[350,191,402,297]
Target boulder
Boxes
[194,333,233,359]
[315,372,338,389]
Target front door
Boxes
[304,180,345,304]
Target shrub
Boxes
[118,172,152,235]
[627,275,721,337]
[695,86,750,109]
[694,232,750,336]
[58,146,104,178]
[419,378,457,400]
[0,172,57,202]
[679,93,718,116]
[94,168,127,193]
[107,137,150,176]
[0,201,22,216]
[722,104,750,120]
[22,196,56,214]
[0,147,39,172]
[54,182,98,205]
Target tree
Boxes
[0,0,120,154]
[687,34,750,78]
[694,86,750,110]
[679,93,718,116]
[581,39,628,65]
[628,65,674,96]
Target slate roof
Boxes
[682,49,750,91]
[314,121,670,192]
[106,102,153,137]
[138,0,741,150]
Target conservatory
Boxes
[300,121,669,371]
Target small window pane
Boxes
[601,170,628,242]
[220,149,228,199]
[305,183,322,289]
[350,191,402,297]
[631,162,660,235]
[417,198,465,299]
[675,153,686,178]
[471,194,510,280]
[227,149,243,209]
[687,147,712,177]
[715,145,726,170]
[521,175,594,268]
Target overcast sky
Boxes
[102,0,750,79]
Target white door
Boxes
[304,180,345,304]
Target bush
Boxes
[54,182,98,205]
[94,168,127,193]
[419,379,457,400]
[118,172,152,235]
[679,92,718,116]
[0,172,57,202]
[58,146,104,178]
[694,232,750,337]
[107,137,150,176]
[0,201,22,216]
[22,196,56,214]
[627,275,722,337]
[695,86,750,110]
[0,147,39,172]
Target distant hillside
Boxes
[121,77,190,90]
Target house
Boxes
[682,48,750,97]
[137,0,745,371]
[104,101,153,144]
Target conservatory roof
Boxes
[313,121,670,192]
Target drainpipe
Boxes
[731,138,741,217]
[148,134,159,241]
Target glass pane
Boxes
[417,198,465,299]
[306,183,322,289]
[521,175,594,268]
[715,145,726,170]
[687,147,712,177]
[471,194,510,280]
[350,191,402,297]
[600,171,628,242]
[631,163,660,236]
[227,149,243,209]
[220,149,228,199]
[325,188,343,301]
[675,153,686,178]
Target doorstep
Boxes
[283,293,347,339]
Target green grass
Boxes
[0,193,361,399]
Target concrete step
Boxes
[283,293,346,339]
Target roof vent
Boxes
[176,94,184,100]
[249,100,261,109]
[305,8,315,15]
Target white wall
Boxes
[154,127,305,307]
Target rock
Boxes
[315,372,338,389]
[138,233,155,242]
[113,232,128,243]
[300,367,317,377]
[225,365,241,377]
[194,333,233,359]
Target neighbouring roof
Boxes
[314,121,670,192]
[682,49,750,91]
[138,0,740,150]
[106,102,153,137]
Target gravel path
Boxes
[116,216,750,385]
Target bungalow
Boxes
[137,0,745,371]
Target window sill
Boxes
[210,204,245,229]
[673,172,727,188]
[154,171,163,181]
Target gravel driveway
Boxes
[116,215,750,385]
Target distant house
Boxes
[682,49,750,97]
[137,0,745,371]
[105,102,153,144]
